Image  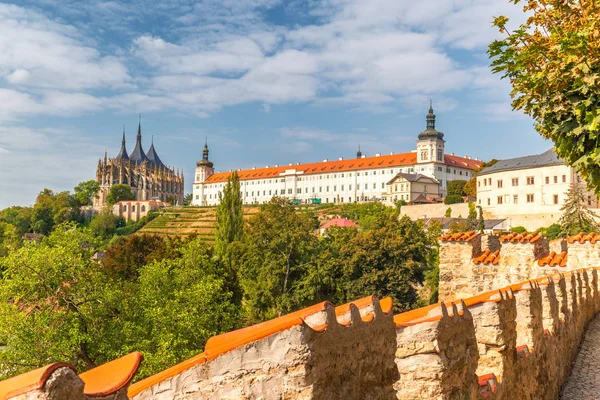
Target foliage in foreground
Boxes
[0,223,238,380]
[558,183,599,237]
[490,0,600,193]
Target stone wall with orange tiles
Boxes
[439,233,600,302]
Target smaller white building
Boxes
[477,149,598,230]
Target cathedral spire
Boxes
[116,125,129,160]
[130,114,147,164]
[356,144,362,159]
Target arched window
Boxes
[420,149,428,160]
[132,206,136,211]
[141,205,146,212]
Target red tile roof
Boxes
[320,218,358,229]
[537,251,568,267]
[473,249,500,265]
[439,231,479,242]
[499,232,542,243]
[203,152,481,183]
[567,232,600,244]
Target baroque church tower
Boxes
[193,139,214,206]
[93,119,184,207]
[416,101,445,164]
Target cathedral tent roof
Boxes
[129,122,147,164]
[115,129,129,160]
[146,138,164,167]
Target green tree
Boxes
[0,206,32,234]
[511,226,528,234]
[233,197,318,323]
[89,212,122,240]
[447,180,467,197]
[466,202,477,230]
[102,234,182,280]
[477,206,485,233]
[132,239,239,377]
[106,184,135,205]
[489,1,600,193]
[0,222,21,258]
[445,207,452,218]
[183,193,193,206]
[0,225,240,381]
[444,195,464,205]
[301,215,438,313]
[558,183,599,237]
[215,171,243,259]
[74,180,100,206]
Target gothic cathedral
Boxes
[94,121,184,207]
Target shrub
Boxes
[444,195,464,205]
[510,226,527,234]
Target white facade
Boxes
[191,106,481,206]
[476,149,599,228]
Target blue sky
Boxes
[0,0,550,208]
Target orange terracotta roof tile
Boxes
[537,251,568,267]
[79,352,142,398]
[0,363,75,400]
[567,232,600,243]
[499,232,542,243]
[473,249,500,265]
[439,231,478,242]
[516,345,530,359]
[204,153,481,184]
[478,373,498,399]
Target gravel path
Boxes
[560,314,600,399]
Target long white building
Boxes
[192,104,482,206]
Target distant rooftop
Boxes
[479,148,563,176]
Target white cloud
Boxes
[0,4,131,90]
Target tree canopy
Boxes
[447,180,467,197]
[106,184,135,205]
[215,171,244,259]
[558,183,599,236]
[490,0,600,193]
[74,180,100,206]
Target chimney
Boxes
[375,153,381,157]
[361,155,366,159]
[339,157,343,161]
[323,159,328,162]
[265,165,269,168]
[252,167,256,170]
[289,163,293,166]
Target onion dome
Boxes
[196,138,214,168]
[418,101,444,140]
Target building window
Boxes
[382,183,385,189]
[562,175,567,183]
[526,177,534,185]
[132,206,136,211]
[297,188,301,194]
[421,149,428,160]
[288,189,293,194]
[373,183,376,189]
[334,186,337,191]
[478,181,481,187]
[512,178,518,186]
[195,195,199,199]
[487,198,490,206]
[498,180,503,188]
[327,186,330,192]
[141,205,146,212]
[395,185,398,191]
[281,189,285,194]
[319,187,322,192]
[459,171,463,175]
[554,176,558,183]
[341,185,344,191]
[527,194,534,203]
[497,196,503,204]
[437,149,443,161]
[513,195,518,204]
[446,168,451,173]
[349,185,352,190]
[554,194,559,204]
[438,166,442,171]
[545,176,549,184]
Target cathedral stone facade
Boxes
[94,122,184,207]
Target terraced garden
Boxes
[138,206,260,241]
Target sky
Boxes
[0,0,551,209]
